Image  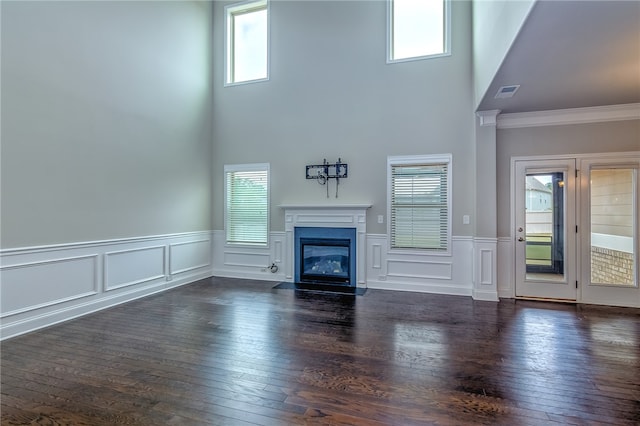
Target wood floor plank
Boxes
[2,276,639,425]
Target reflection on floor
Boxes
[2,276,639,425]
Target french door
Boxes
[514,154,640,307]
[515,159,577,300]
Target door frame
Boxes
[509,152,640,306]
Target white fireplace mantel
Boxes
[281,204,371,287]
[279,204,372,210]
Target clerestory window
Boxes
[225,0,269,86]
[387,0,451,63]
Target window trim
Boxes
[387,154,452,255]
[386,0,452,64]
[224,0,270,87]
[224,163,270,247]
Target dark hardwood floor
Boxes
[2,277,639,425]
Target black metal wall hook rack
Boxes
[306,158,348,198]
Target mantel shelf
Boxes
[279,204,372,210]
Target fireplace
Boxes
[295,227,356,289]
[282,204,370,289]
[300,238,350,284]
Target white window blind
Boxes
[390,162,449,250]
[225,165,269,245]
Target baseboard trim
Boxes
[211,268,285,282]
[472,289,500,302]
[366,280,472,297]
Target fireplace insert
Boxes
[299,237,350,285]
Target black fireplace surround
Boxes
[294,227,357,289]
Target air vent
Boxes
[495,85,520,99]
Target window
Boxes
[225,0,269,85]
[388,155,451,252]
[224,164,269,245]
[387,0,450,63]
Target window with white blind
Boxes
[224,164,269,246]
[388,155,451,252]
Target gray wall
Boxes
[1,1,213,248]
[212,0,476,235]
[472,0,535,108]
[496,119,640,237]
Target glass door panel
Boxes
[590,168,636,287]
[525,172,565,282]
[581,157,639,308]
[515,159,576,300]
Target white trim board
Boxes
[497,103,640,129]
[0,231,212,255]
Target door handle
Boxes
[518,237,525,242]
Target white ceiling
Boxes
[477,0,640,114]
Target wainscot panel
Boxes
[1,255,98,315]
[105,246,166,291]
[212,230,287,282]
[386,259,453,280]
[366,235,474,296]
[472,238,499,301]
[0,231,213,340]
[170,239,212,275]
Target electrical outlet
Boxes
[166,275,173,281]
[463,215,470,225]
[377,215,384,224]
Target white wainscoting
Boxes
[211,230,287,282]
[366,235,475,296]
[472,238,499,301]
[0,231,213,340]
[497,237,514,299]
[211,231,498,300]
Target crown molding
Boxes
[497,103,640,129]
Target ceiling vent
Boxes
[495,85,520,99]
